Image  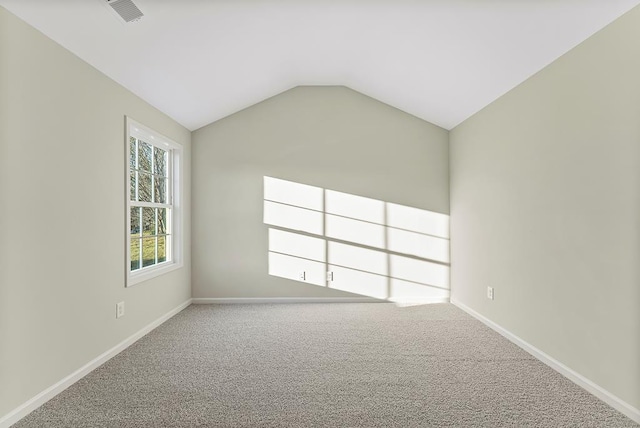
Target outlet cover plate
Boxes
[116,301,125,318]
[487,287,494,300]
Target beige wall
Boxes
[192,86,449,299]
[450,5,640,410]
[0,7,191,418]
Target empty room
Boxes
[1,0,639,426]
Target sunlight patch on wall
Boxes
[269,228,326,262]
[263,176,450,304]
[264,177,323,211]
[387,202,449,239]
[325,214,386,249]
[268,252,326,286]
[325,190,385,224]
[263,200,323,235]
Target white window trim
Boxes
[126,117,184,287]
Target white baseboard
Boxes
[390,297,450,305]
[0,299,193,428]
[451,298,640,424]
[192,297,382,304]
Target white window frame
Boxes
[126,117,183,287]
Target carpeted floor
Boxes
[15,303,638,427]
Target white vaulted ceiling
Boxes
[2,0,639,131]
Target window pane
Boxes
[142,207,155,236]
[130,207,141,236]
[130,170,137,201]
[158,236,166,263]
[142,237,156,267]
[139,141,152,172]
[138,172,152,202]
[154,176,167,203]
[154,147,167,176]
[130,239,140,271]
[130,137,137,169]
[157,208,167,235]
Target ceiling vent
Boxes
[106,0,143,23]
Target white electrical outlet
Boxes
[116,301,125,318]
[487,287,494,300]
[327,271,334,282]
[299,271,306,281]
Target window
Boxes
[126,118,183,286]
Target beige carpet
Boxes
[15,303,638,427]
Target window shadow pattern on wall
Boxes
[264,177,450,304]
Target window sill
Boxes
[127,261,183,287]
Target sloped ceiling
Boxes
[1,0,639,131]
